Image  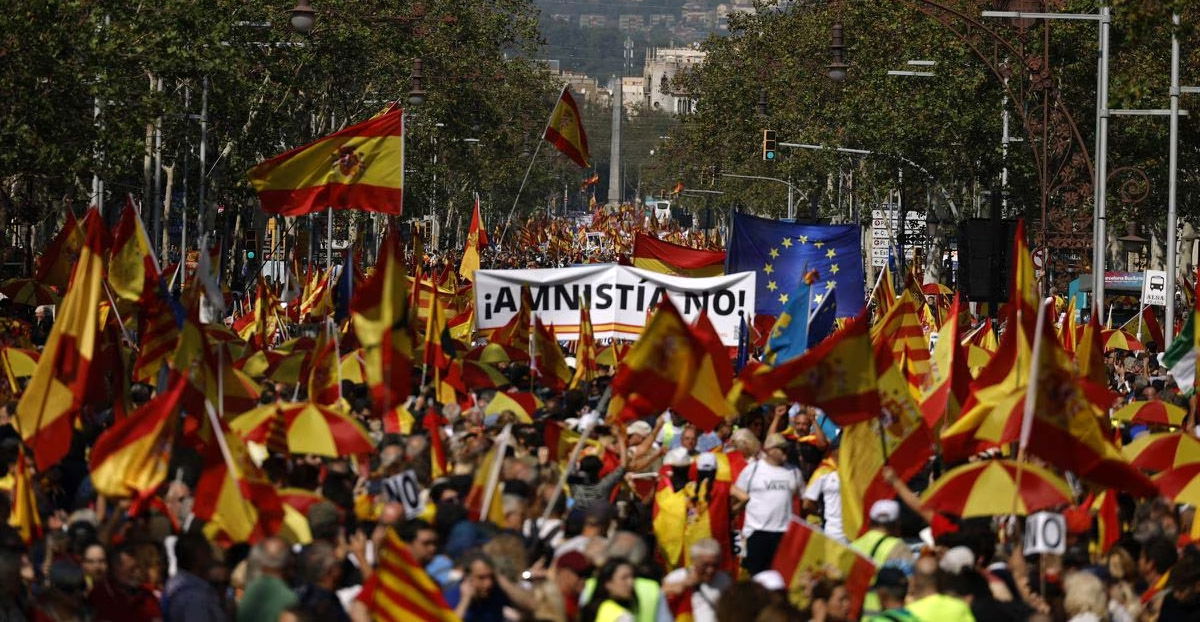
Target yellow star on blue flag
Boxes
[727,212,864,317]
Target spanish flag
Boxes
[34,211,83,291]
[357,529,458,622]
[459,195,487,282]
[194,427,284,545]
[90,372,187,499]
[570,302,598,389]
[921,294,972,430]
[608,300,699,423]
[108,201,162,304]
[632,233,725,278]
[772,518,876,619]
[307,326,342,407]
[544,86,590,168]
[17,210,106,471]
[674,312,735,431]
[531,318,571,392]
[424,409,449,480]
[249,106,405,217]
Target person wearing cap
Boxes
[851,500,912,566]
[863,567,919,622]
[661,539,730,622]
[625,419,667,473]
[731,432,803,575]
[552,551,593,622]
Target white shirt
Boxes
[803,470,845,542]
[734,458,802,535]
[661,569,732,622]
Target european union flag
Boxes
[727,212,864,317]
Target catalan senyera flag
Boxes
[299,268,333,323]
[8,451,41,544]
[249,106,404,217]
[531,318,571,392]
[749,312,879,427]
[870,263,898,322]
[357,528,458,622]
[108,201,162,303]
[17,210,106,471]
[607,300,699,423]
[631,233,726,278]
[89,372,187,499]
[871,289,930,382]
[570,303,598,389]
[459,196,487,283]
[921,295,972,430]
[772,517,876,620]
[544,86,590,168]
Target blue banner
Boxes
[727,213,864,317]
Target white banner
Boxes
[474,265,756,346]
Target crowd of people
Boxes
[1,210,1200,622]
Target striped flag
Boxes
[8,451,41,544]
[772,518,875,619]
[16,210,106,470]
[249,106,405,217]
[357,529,458,621]
[90,373,187,499]
[485,391,542,423]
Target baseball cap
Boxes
[665,447,692,467]
[626,420,652,437]
[696,452,717,471]
[873,566,909,590]
[869,499,901,524]
[752,570,786,591]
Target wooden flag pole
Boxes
[1011,297,1052,518]
[541,418,596,522]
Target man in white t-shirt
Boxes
[802,461,845,542]
[661,539,731,622]
[731,433,802,575]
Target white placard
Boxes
[382,470,424,519]
[1024,512,1066,555]
[1142,270,1167,306]
[474,265,756,346]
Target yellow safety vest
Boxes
[851,529,903,566]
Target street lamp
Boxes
[827,23,848,82]
[407,58,427,107]
[289,0,315,34]
[1118,223,1147,271]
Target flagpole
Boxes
[479,423,513,523]
[326,207,333,273]
[500,84,569,247]
[1012,297,1052,518]
[541,419,595,522]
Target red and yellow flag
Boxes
[108,202,162,304]
[772,518,876,619]
[459,196,487,282]
[532,318,571,392]
[544,86,590,168]
[307,326,342,407]
[17,210,106,470]
[569,303,597,389]
[249,106,404,217]
[357,528,458,622]
[749,312,880,427]
[607,300,699,423]
[485,391,543,424]
[674,312,736,431]
[194,428,284,545]
[34,211,83,290]
[921,295,972,430]
[90,373,187,499]
[465,443,506,525]
[631,233,725,278]
[424,409,449,480]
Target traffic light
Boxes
[244,229,258,261]
[762,129,777,161]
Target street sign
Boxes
[1142,269,1168,306]
[383,470,424,519]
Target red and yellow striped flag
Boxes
[607,300,699,423]
[16,210,106,470]
[108,201,162,303]
[569,303,597,389]
[90,373,187,499]
[459,196,487,283]
[307,327,341,407]
[772,518,875,619]
[544,87,590,168]
[921,294,972,430]
[249,107,405,217]
[357,528,459,622]
[532,318,571,392]
[34,211,83,290]
[424,409,448,480]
